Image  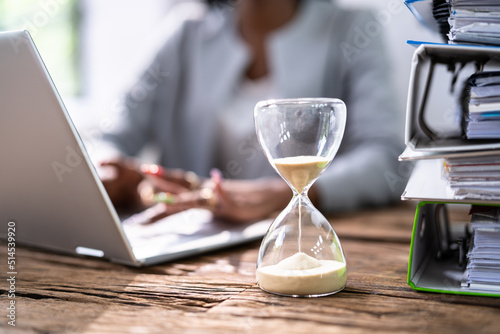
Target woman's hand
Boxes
[99,160,200,210]
[99,158,144,209]
[140,169,293,223]
[209,172,292,223]
[139,164,201,194]
[103,162,296,224]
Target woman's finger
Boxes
[140,164,201,190]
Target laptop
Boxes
[0,30,270,266]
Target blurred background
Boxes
[0,0,442,147]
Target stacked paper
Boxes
[463,71,500,139]
[406,0,500,46]
[462,206,500,291]
[448,0,500,46]
[444,155,500,200]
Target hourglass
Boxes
[254,98,347,297]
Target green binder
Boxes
[408,201,500,297]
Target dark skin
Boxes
[238,0,299,79]
[101,0,320,223]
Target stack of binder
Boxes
[401,4,500,297]
[405,0,500,46]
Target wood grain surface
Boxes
[1,202,499,334]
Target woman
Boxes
[100,0,404,223]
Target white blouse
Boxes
[216,77,276,179]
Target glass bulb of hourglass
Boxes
[254,98,347,297]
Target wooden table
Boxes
[1,202,499,333]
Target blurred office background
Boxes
[0,0,442,144]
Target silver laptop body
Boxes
[0,30,269,266]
